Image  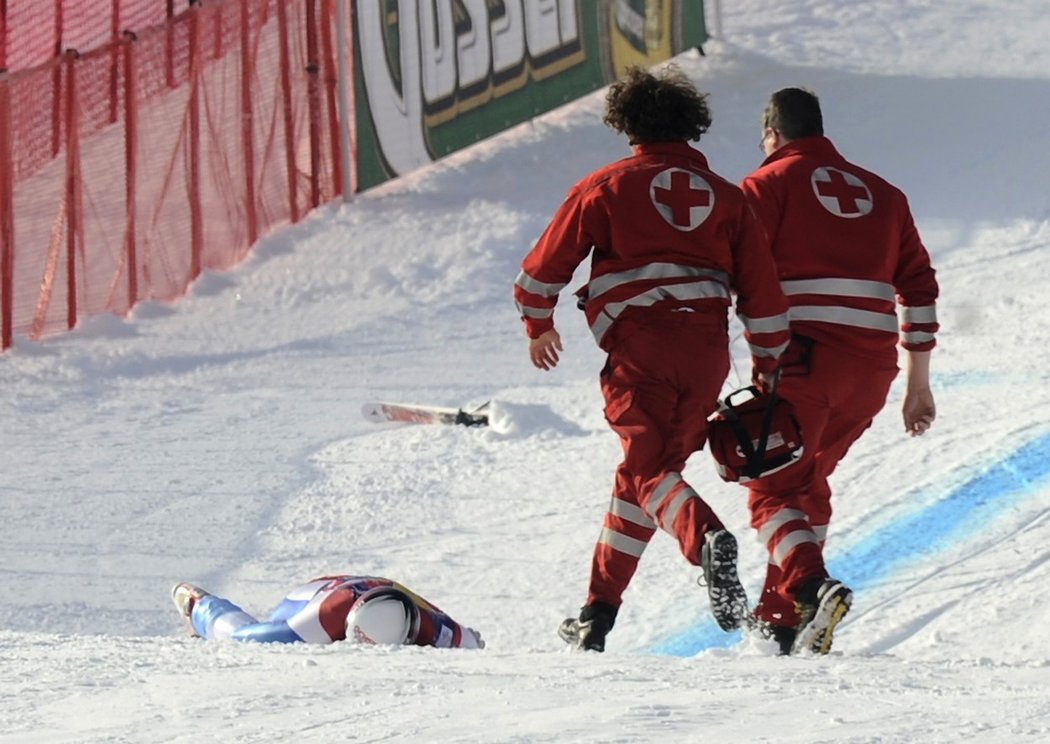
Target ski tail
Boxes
[361,401,490,427]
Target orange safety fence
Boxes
[1,1,172,72]
[0,0,345,349]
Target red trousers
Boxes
[747,339,898,627]
[587,310,730,608]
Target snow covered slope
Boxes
[2,1,1049,741]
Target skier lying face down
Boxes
[171,575,484,649]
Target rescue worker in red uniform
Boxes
[514,66,791,652]
[740,88,939,654]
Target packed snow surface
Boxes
[3,1,1049,741]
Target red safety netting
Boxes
[1,1,171,72]
[1,0,344,347]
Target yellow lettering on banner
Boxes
[604,0,675,77]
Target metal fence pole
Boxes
[711,0,724,39]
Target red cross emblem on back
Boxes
[811,166,873,218]
[650,168,715,231]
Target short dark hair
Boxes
[763,88,823,140]
[603,65,712,143]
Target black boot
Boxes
[558,601,618,652]
[751,621,797,655]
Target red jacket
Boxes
[514,142,790,373]
[740,137,939,362]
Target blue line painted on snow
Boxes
[650,429,1050,657]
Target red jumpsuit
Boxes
[515,142,790,609]
[740,136,939,628]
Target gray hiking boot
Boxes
[700,529,752,631]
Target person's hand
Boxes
[529,329,563,371]
[753,369,778,394]
[903,386,936,436]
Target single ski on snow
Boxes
[361,401,490,427]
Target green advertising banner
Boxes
[352,1,707,192]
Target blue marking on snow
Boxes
[650,429,1050,657]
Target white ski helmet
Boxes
[345,588,416,646]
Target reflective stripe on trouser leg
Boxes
[771,508,823,578]
[642,471,721,566]
[749,475,828,589]
[586,497,657,607]
[763,521,828,565]
[757,508,821,568]
[753,511,822,626]
[757,506,825,604]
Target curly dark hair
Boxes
[603,65,712,144]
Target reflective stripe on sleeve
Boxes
[516,303,554,319]
[738,312,790,334]
[901,304,937,324]
[514,269,567,298]
[902,330,936,344]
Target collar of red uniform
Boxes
[762,135,841,165]
[631,141,709,168]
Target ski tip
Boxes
[361,403,387,423]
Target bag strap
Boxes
[721,369,782,478]
[750,369,782,476]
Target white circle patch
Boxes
[810,167,873,218]
[649,168,714,231]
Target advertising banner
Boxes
[352,1,707,191]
